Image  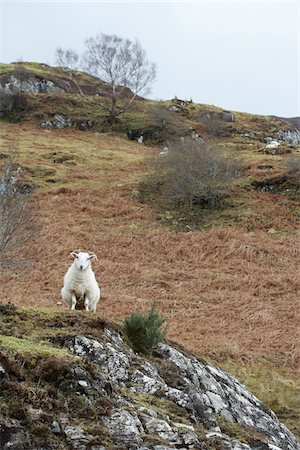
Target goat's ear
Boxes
[88,252,97,261]
[70,251,78,258]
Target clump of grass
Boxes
[33,357,71,383]
[122,302,167,355]
[217,416,268,445]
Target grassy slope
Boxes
[0,63,299,437]
[0,122,299,437]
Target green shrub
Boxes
[122,302,167,355]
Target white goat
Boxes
[61,251,100,313]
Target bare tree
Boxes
[0,154,35,269]
[82,33,156,124]
[55,48,80,71]
[55,47,84,96]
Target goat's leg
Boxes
[84,297,90,312]
[71,294,77,310]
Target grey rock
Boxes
[174,423,200,446]
[68,335,131,383]
[243,132,255,139]
[181,430,200,446]
[168,105,181,112]
[0,75,65,94]
[50,421,62,434]
[0,426,32,450]
[104,328,125,348]
[53,114,72,129]
[131,368,166,394]
[41,115,73,130]
[202,111,234,122]
[0,363,6,377]
[137,447,185,450]
[40,120,53,129]
[78,120,93,131]
[264,136,274,143]
[278,129,300,145]
[206,391,227,412]
[0,76,65,94]
[138,406,158,417]
[64,426,89,450]
[142,417,181,444]
[153,447,185,450]
[157,343,299,449]
[221,110,234,122]
[103,409,143,444]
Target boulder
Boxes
[277,129,300,145]
[0,426,32,450]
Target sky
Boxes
[0,0,299,117]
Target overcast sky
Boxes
[0,0,299,117]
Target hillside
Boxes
[0,304,299,449]
[277,117,300,130]
[0,304,299,450]
[0,62,300,441]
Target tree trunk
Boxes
[108,95,117,125]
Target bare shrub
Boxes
[140,139,240,215]
[149,102,190,143]
[202,117,231,137]
[0,92,28,121]
[0,93,15,118]
[0,153,35,268]
[285,154,300,173]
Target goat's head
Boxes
[70,250,97,271]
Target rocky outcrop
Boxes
[0,75,65,94]
[0,313,299,450]
[40,115,93,130]
[60,331,299,449]
[41,114,73,129]
[277,129,300,146]
[202,110,235,122]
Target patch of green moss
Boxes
[0,335,73,361]
[0,305,110,349]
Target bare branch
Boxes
[0,153,36,269]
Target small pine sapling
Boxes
[122,302,167,355]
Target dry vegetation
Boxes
[0,121,299,435]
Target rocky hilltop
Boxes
[1,62,300,146]
[0,305,299,450]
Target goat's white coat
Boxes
[61,251,100,313]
